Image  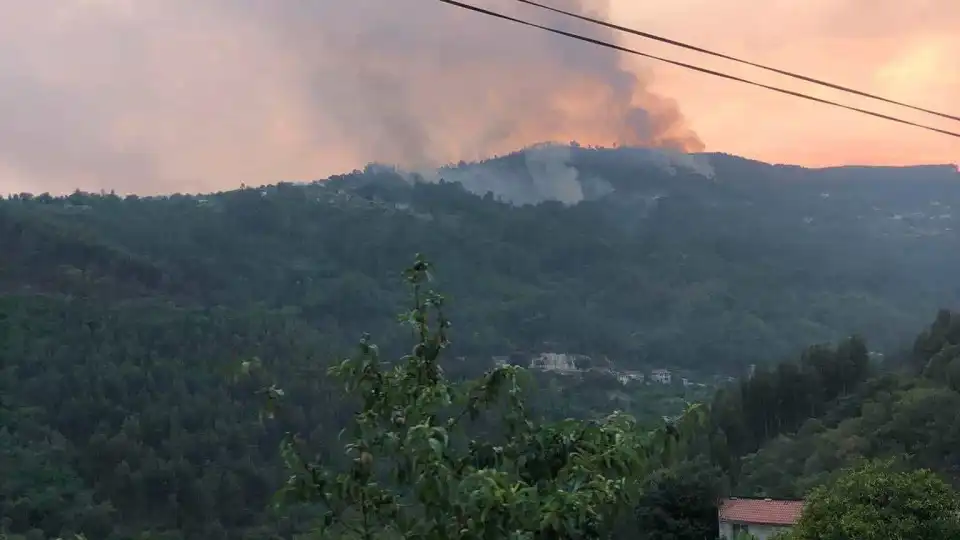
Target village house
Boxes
[616,371,645,385]
[530,352,584,373]
[650,368,672,384]
[718,497,804,539]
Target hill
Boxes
[4,145,959,372]
[2,145,960,538]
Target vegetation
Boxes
[734,310,960,498]
[705,335,871,476]
[2,147,960,538]
[633,459,723,540]
[264,255,702,538]
[4,148,960,374]
[787,461,960,540]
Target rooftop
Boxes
[719,498,804,526]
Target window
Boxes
[732,523,750,535]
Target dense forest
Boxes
[4,147,960,371]
[2,146,960,538]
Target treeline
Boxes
[731,310,960,499]
[915,308,960,385]
[628,310,960,538]
[706,335,871,476]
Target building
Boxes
[616,371,645,385]
[718,497,804,539]
[530,353,583,373]
[650,369,672,384]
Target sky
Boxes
[0,0,957,195]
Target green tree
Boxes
[265,255,703,539]
[633,458,723,540]
[788,460,960,540]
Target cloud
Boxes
[0,0,701,195]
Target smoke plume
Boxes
[0,0,701,194]
[431,143,599,205]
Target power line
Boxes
[514,0,960,123]
[435,0,960,139]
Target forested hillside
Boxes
[2,146,960,538]
[626,308,960,539]
[4,146,959,370]
[733,309,960,498]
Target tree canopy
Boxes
[262,255,704,539]
[788,460,960,540]
[2,147,960,538]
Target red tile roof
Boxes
[719,498,804,526]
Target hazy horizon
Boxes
[1,0,957,195]
[5,144,956,199]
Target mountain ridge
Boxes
[4,144,959,372]
[3,145,960,538]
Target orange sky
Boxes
[610,0,959,168]
[0,0,957,195]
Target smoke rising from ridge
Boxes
[427,143,599,205]
[411,143,715,206]
[0,0,701,194]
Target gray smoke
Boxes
[0,0,702,194]
[430,143,597,205]
[523,144,585,204]
[410,143,714,206]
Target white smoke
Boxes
[523,143,583,204]
[402,144,714,206]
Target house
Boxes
[530,353,583,373]
[616,371,645,385]
[650,369,672,384]
[718,497,804,539]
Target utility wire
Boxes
[514,0,960,123]
[435,0,960,139]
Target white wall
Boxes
[719,521,791,540]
